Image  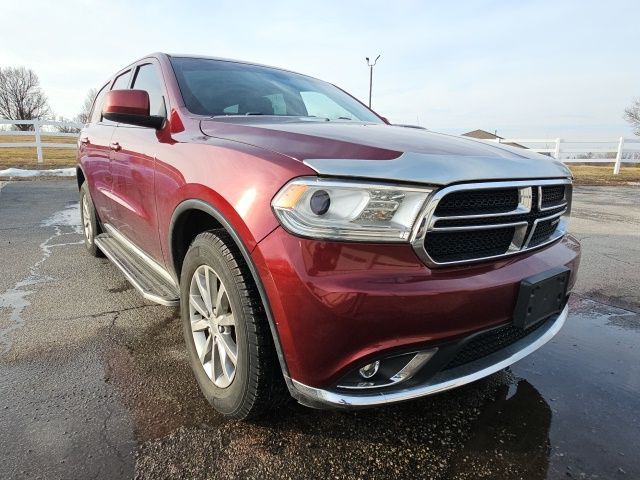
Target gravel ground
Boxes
[0,181,638,480]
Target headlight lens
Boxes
[272,177,433,241]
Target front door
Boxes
[78,84,115,223]
[109,61,168,263]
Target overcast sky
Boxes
[1,0,638,138]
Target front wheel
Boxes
[180,230,286,419]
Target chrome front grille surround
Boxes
[411,179,572,266]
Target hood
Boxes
[200,118,571,186]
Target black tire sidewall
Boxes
[180,235,252,416]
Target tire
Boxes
[80,182,103,257]
[180,230,287,419]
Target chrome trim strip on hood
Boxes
[303,152,571,186]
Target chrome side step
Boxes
[95,226,179,306]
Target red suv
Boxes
[77,53,580,419]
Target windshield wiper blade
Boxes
[209,114,334,121]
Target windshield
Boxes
[170,57,383,123]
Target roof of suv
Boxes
[160,52,315,80]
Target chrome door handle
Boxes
[80,137,90,144]
[109,142,121,151]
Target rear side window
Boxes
[132,63,166,117]
[111,70,131,90]
[89,84,108,124]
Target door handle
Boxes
[80,137,90,144]
[109,142,121,151]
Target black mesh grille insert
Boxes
[434,188,519,216]
[424,227,514,263]
[529,217,561,247]
[444,317,550,370]
[541,185,565,208]
[433,205,565,228]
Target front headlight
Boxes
[271,177,433,241]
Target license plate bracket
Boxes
[513,266,570,330]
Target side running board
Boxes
[94,225,179,306]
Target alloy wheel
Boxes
[188,265,238,388]
[82,194,93,243]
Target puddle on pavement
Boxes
[100,289,639,479]
[0,202,83,353]
[572,293,640,331]
[102,305,225,441]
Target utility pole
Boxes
[365,55,381,108]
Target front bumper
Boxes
[290,304,567,408]
[251,226,580,397]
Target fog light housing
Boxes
[337,349,437,390]
[359,361,380,379]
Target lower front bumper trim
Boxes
[291,305,568,409]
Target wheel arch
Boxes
[168,199,293,388]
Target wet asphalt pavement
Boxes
[0,180,638,480]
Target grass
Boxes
[0,135,77,168]
[568,165,640,185]
[1,135,638,186]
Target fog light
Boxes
[359,361,380,379]
[338,348,438,390]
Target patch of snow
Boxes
[41,202,82,232]
[0,202,84,353]
[0,167,76,178]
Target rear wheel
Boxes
[180,230,287,419]
[80,182,103,257]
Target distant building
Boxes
[461,129,527,149]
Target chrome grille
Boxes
[412,179,571,266]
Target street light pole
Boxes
[365,55,381,108]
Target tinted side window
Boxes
[111,70,131,90]
[89,84,108,124]
[132,63,166,117]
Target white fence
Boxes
[1,119,639,174]
[486,137,640,174]
[0,119,82,163]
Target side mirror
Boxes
[102,90,164,129]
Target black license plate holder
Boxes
[513,266,570,330]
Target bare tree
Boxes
[76,88,97,125]
[54,116,81,133]
[624,98,640,136]
[54,89,98,133]
[0,66,51,130]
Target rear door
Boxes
[109,60,167,262]
[78,83,116,223]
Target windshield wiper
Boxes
[208,114,358,122]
